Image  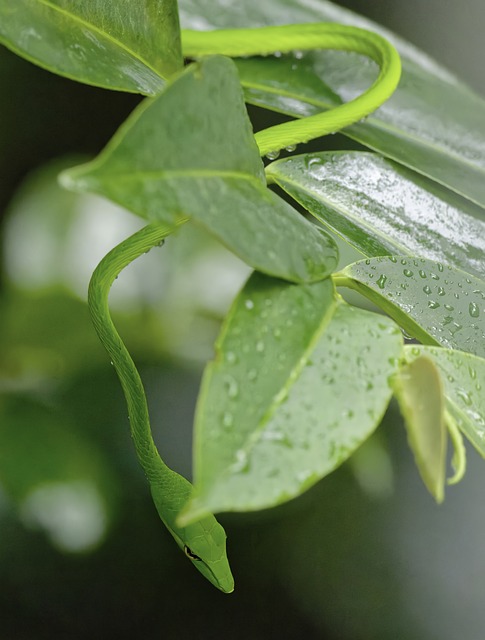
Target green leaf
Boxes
[180,0,485,207]
[392,356,446,503]
[179,274,402,523]
[0,394,118,551]
[338,256,485,358]
[404,345,485,458]
[0,0,182,94]
[61,56,338,283]
[267,151,485,278]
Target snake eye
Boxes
[184,545,202,561]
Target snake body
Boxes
[88,24,402,592]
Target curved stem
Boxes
[182,23,401,156]
[88,221,185,483]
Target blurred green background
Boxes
[1,2,485,639]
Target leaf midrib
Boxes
[34,0,164,80]
[266,167,411,256]
[209,292,339,482]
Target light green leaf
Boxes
[404,345,485,458]
[393,356,446,503]
[179,274,402,523]
[61,56,338,283]
[0,0,182,94]
[338,256,485,358]
[0,394,118,552]
[267,151,485,278]
[180,0,485,206]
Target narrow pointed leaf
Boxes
[393,356,447,502]
[267,151,485,278]
[0,0,183,94]
[404,345,485,458]
[61,56,338,283]
[339,256,485,358]
[181,0,485,206]
[179,275,402,523]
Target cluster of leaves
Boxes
[2,0,485,525]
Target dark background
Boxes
[1,2,485,639]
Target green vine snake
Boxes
[87,24,401,593]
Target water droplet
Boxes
[389,256,397,263]
[294,50,304,59]
[400,328,414,340]
[428,300,440,309]
[444,304,454,311]
[232,449,249,473]
[225,376,239,399]
[266,150,280,161]
[449,322,463,336]
[469,302,480,318]
[401,259,408,265]
[222,412,234,428]
[423,285,432,295]
[376,274,387,289]
[418,270,427,279]
[285,144,297,152]
[403,269,413,277]
[245,299,254,310]
[437,287,446,296]
[273,327,282,339]
[305,156,323,170]
[226,351,237,364]
[457,389,473,407]
[469,366,477,380]
[248,368,258,381]
[437,263,444,272]
[256,340,265,353]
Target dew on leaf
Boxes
[403,269,413,277]
[222,412,234,428]
[266,150,280,161]
[231,449,250,474]
[469,302,480,318]
[456,389,473,407]
[305,156,323,170]
[423,285,432,295]
[376,274,387,289]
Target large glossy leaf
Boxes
[0,0,182,94]
[179,274,402,523]
[404,345,485,458]
[338,257,485,358]
[61,56,338,283]
[393,356,446,502]
[180,0,485,207]
[267,151,485,278]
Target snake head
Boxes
[150,482,234,593]
[178,516,234,594]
